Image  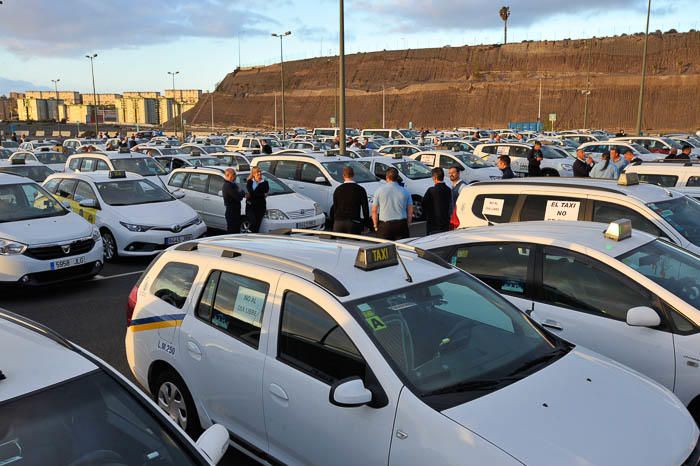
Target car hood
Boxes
[358,181,384,196]
[267,192,316,211]
[112,201,198,227]
[2,212,92,246]
[404,177,433,194]
[442,348,698,466]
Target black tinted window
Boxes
[637,174,679,187]
[150,262,198,309]
[472,194,518,223]
[168,172,187,188]
[519,195,582,222]
[542,248,657,322]
[278,292,365,384]
[196,271,269,348]
[592,201,663,237]
[56,179,77,199]
[274,160,299,180]
[687,177,700,187]
[451,243,531,296]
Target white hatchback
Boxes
[410,150,502,183]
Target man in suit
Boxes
[332,166,371,234]
[497,154,515,179]
[527,141,543,177]
[573,149,594,177]
[422,167,451,235]
[245,167,269,233]
[222,168,243,233]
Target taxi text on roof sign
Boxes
[355,244,399,271]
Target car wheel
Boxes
[101,230,117,261]
[154,369,202,439]
[542,169,560,177]
[411,196,425,221]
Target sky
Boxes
[0,0,697,95]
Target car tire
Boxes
[101,229,118,262]
[542,169,560,177]
[411,195,425,221]
[153,368,202,439]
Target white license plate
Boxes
[50,255,86,271]
[165,234,192,245]
[297,220,320,228]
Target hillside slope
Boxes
[185,31,700,132]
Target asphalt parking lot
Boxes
[0,223,426,465]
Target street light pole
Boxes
[583,39,593,129]
[338,0,346,155]
[382,85,386,128]
[537,77,542,125]
[210,90,214,133]
[168,71,180,139]
[635,0,652,136]
[85,54,99,135]
[271,31,291,140]
[51,78,61,131]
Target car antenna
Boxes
[395,250,413,283]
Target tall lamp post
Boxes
[271,31,291,139]
[168,71,180,139]
[635,0,652,136]
[338,0,346,155]
[85,54,98,135]
[51,78,61,131]
[499,6,510,45]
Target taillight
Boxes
[126,285,139,326]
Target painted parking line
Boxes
[93,270,145,281]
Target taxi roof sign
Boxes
[10,158,25,165]
[604,219,632,241]
[618,172,639,186]
[355,244,399,271]
[108,170,127,179]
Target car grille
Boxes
[287,209,316,219]
[23,238,95,260]
[151,217,200,233]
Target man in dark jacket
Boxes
[332,166,371,234]
[573,149,594,177]
[261,140,273,155]
[497,155,515,179]
[422,167,451,235]
[527,141,543,176]
[245,167,270,233]
[222,168,243,233]
[623,149,643,166]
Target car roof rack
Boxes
[471,180,628,196]
[175,240,350,296]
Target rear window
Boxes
[150,262,199,309]
[637,173,679,188]
[472,194,519,223]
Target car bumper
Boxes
[114,222,208,256]
[0,242,104,285]
[260,214,326,232]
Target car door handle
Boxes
[541,319,563,331]
[186,340,202,357]
[269,383,289,401]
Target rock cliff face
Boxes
[184,32,700,132]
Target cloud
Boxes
[351,0,642,33]
[0,0,279,57]
[0,77,49,95]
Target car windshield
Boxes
[322,161,377,183]
[662,138,683,149]
[393,161,432,179]
[0,166,54,182]
[631,143,651,154]
[618,239,700,309]
[1,141,19,149]
[451,152,492,168]
[0,182,67,222]
[111,157,167,176]
[157,148,184,155]
[201,145,227,154]
[0,149,12,160]
[0,370,203,465]
[647,196,700,245]
[96,179,173,206]
[235,172,293,195]
[346,273,565,408]
[189,157,223,167]
[34,152,68,164]
[540,146,568,159]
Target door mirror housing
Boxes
[171,190,186,199]
[195,424,229,464]
[78,198,98,208]
[314,176,328,185]
[329,377,372,408]
[626,306,661,327]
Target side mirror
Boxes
[329,377,372,408]
[626,306,660,327]
[79,198,98,208]
[195,424,229,464]
[172,190,186,199]
[314,176,328,185]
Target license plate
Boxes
[297,220,320,228]
[50,255,86,271]
[165,234,192,245]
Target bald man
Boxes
[222,168,243,233]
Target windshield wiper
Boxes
[421,377,519,397]
[507,348,568,377]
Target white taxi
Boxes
[411,219,700,421]
[9,148,68,172]
[410,150,503,183]
[126,230,698,466]
[43,171,206,261]
[65,149,169,189]
[0,308,229,465]
[167,167,325,232]
[0,173,103,285]
[472,142,574,177]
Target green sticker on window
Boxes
[457,249,469,258]
[365,315,387,331]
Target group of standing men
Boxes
[221,166,270,234]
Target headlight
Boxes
[119,221,152,232]
[0,238,27,255]
[561,163,573,171]
[313,203,322,216]
[194,215,203,225]
[91,226,101,242]
[264,209,289,220]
